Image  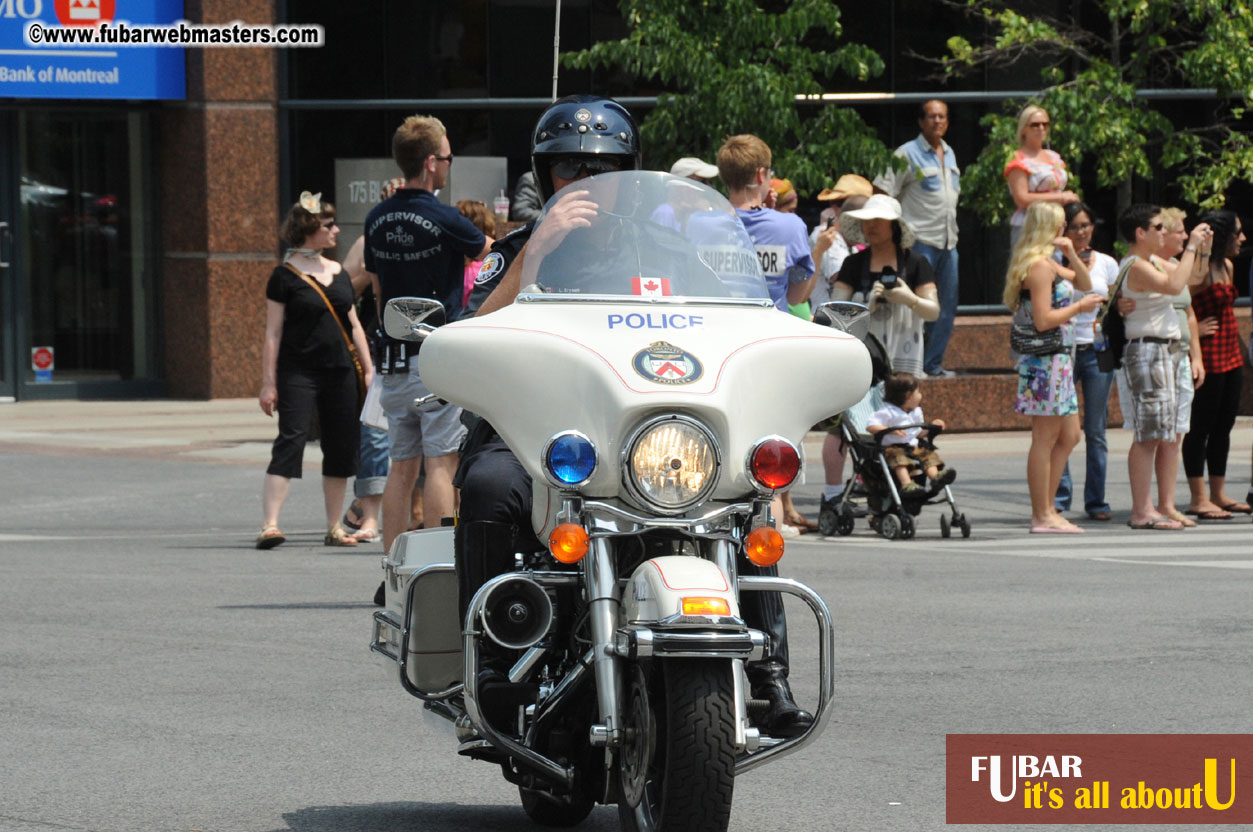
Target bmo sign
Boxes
[31,345,53,382]
[0,0,186,100]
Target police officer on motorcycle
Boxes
[457,94,815,738]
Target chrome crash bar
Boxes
[461,571,581,789]
[734,575,836,774]
[370,563,465,702]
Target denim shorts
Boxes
[380,367,467,461]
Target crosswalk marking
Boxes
[794,523,1253,571]
[1093,558,1253,570]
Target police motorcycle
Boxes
[370,170,872,831]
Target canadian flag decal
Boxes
[631,277,671,297]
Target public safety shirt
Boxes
[734,207,814,312]
[363,188,485,328]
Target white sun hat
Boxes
[839,194,916,249]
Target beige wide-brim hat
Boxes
[817,173,874,202]
[839,193,916,249]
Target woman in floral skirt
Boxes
[1003,202,1104,533]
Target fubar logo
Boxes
[971,754,1084,803]
[947,734,1251,824]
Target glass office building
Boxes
[1,1,1244,399]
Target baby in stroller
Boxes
[866,372,957,497]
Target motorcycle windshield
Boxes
[520,171,770,301]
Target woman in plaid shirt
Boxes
[1182,210,1248,520]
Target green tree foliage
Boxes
[562,0,897,193]
[943,0,1253,219]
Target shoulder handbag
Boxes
[284,263,367,404]
[1010,286,1065,356]
[1095,257,1136,372]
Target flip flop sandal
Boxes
[350,528,381,543]
[256,525,286,550]
[1164,509,1196,527]
[1127,518,1183,530]
[786,514,820,533]
[1216,501,1252,514]
[1185,508,1232,520]
[341,499,364,531]
[324,525,359,547]
[1029,524,1084,534]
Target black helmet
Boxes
[531,94,642,202]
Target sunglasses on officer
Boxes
[549,156,623,179]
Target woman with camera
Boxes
[831,194,940,377]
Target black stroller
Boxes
[816,336,970,541]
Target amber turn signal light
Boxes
[744,526,784,566]
[681,596,731,617]
[548,523,590,564]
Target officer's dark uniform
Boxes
[451,223,543,619]
[452,95,812,738]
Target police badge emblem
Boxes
[475,251,504,285]
[631,341,703,385]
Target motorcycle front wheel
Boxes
[617,659,735,832]
[519,785,594,827]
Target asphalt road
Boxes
[1,417,1251,831]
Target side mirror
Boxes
[813,301,871,341]
[384,297,447,342]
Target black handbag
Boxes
[1095,257,1136,372]
[1010,296,1064,356]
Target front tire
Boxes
[618,660,735,832]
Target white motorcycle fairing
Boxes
[418,298,871,529]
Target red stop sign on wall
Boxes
[31,347,55,371]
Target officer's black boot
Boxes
[739,562,815,739]
[456,520,519,626]
[455,520,534,732]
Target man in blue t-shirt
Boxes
[715,134,815,313]
[364,115,493,555]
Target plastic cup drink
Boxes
[493,190,510,225]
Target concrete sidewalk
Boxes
[0,398,281,466]
[4,396,1253,474]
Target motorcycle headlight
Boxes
[624,416,719,512]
